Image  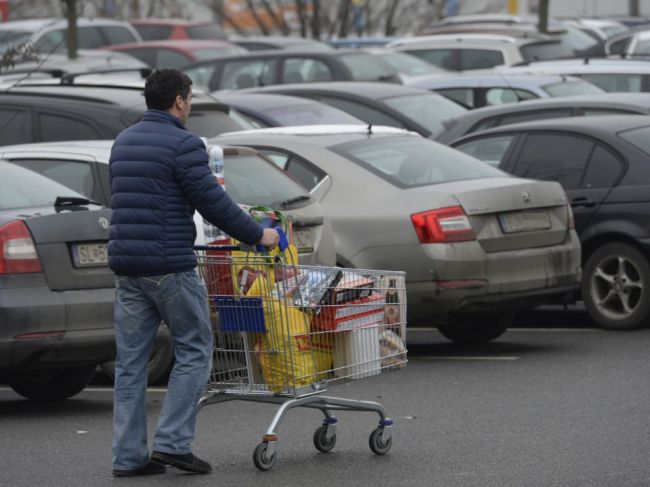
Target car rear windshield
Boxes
[519,41,574,63]
[134,25,173,41]
[0,162,86,210]
[337,52,398,82]
[543,80,604,97]
[618,125,650,155]
[381,93,467,135]
[186,24,226,40]
[330,135,505,188]
[262,102,363,126]
[224,154,309,208]
[382,52,446,76]
[186,108,246,137]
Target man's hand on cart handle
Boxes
[259,228,280,250]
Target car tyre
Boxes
[437,313,512,344]
[9,364,97,401]
[101,333,174,385]
[582,242,650,330]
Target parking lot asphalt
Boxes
[1,310,650,487]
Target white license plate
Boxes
[499,211,551,234]
[293,230,314,254]
[72,242,108,267]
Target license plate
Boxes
[293,230,314,254]
[499,211,551,234]
[72,242,108,267]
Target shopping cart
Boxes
[195,240,407,471]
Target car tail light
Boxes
[410,206,475,244]
[566,204,575,230]
[0,220,43,274]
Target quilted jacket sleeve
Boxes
[174,135,263,246]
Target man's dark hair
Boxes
[144,69,193,110]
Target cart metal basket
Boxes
[196,246,407,470]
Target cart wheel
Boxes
[253,442,276,471]
[369,428,392,455]
[313,425,337,453]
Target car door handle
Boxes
[571,197,597,208]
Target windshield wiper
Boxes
[279,195,311,208]
[54,196,101,208]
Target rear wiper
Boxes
[279,195,311,208]
[54,196,101,208]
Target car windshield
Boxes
[618,125,650,155]
[602,25,627,39]
[520,41,575,62]
[381,93,467,135]
[0,162,86,210]
[543,80,604,97]
[186,108,247,137]
[194,47,248,60]
[0,30,31,49]
[382,52,447,76]
[262,102,364,126]
[330,135,505,188]
[224,154,309,207]
[633,39,650,55]
[558,26,601,52]
[337,52,398,81]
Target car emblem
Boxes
[98,217,109,231]
[522,190,532,204]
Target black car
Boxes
[435,93,650,144]
[0,161,115,400]
[246,81,467,138]
[0,81,250,146]
[182,49,401,91]
[451,115,650,330]
[213,92,364,128]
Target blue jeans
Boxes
[112,270,213,470]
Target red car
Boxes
[130,19,227,41]
[104,40,248,69]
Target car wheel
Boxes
[9,364,97,401]
[101,334,174,386]
[582,242,650,330]
[437,313,512,344]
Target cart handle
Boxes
[194,227,289,252]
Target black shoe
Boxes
[113,459,166,477]
[151,451,212,474]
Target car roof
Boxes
[247,81,434,100]
[130,18,215,26]
[386,33,550,48]
[231,36,329,45]
[408,72,582,89]
[456,114,650,139]
[504,58,650,74]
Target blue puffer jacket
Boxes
[108,110,263,276]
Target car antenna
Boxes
[367,123,373,135]
[489,57,525,103]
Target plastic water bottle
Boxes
[209,145,225,189]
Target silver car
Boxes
[212,126,582,344]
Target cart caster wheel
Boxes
[369,428,392,455]
[313,425,337,453]
[253,442,276,471]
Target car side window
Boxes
[120,47,156,67]
[454,134,515,168]
[581,108,636,116]
[38,113,102,142]
[498,108,573,126]
[257,149,326,191]
[283,58,333,83]
[583,145,622,188]
[184,64,216,90]
[0,108,32,145]
[77,27,105,49]
[607,37,631,55]
[485,88,538,106]
[460,49,505,70]
[219,59,277,90]
[317,96,406,128]
[406,48,457,70]
[157,48,192,69]
[100,26,138,45]
[437,88,474,109]
[513,133,594,189]
[578,73,642,92]
[11,159,95,198]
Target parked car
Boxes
[211,125,581,344]
[435,93,650,144]
[406,72,604,109]
[228,36,332,51]
[563,18,627,41]
[385,34,575,71]
[605,26,650,55]
[501,59,650,92]
[368,49,447,83]
[0,161,117,400]
[0,81,253,146]
[244,81,467,138]
[130,18,227,41]
[103,40,247,69]
[0,18,142,53]
[183,49,401,91]
[451,115,650,330]
[213,92,365,128]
